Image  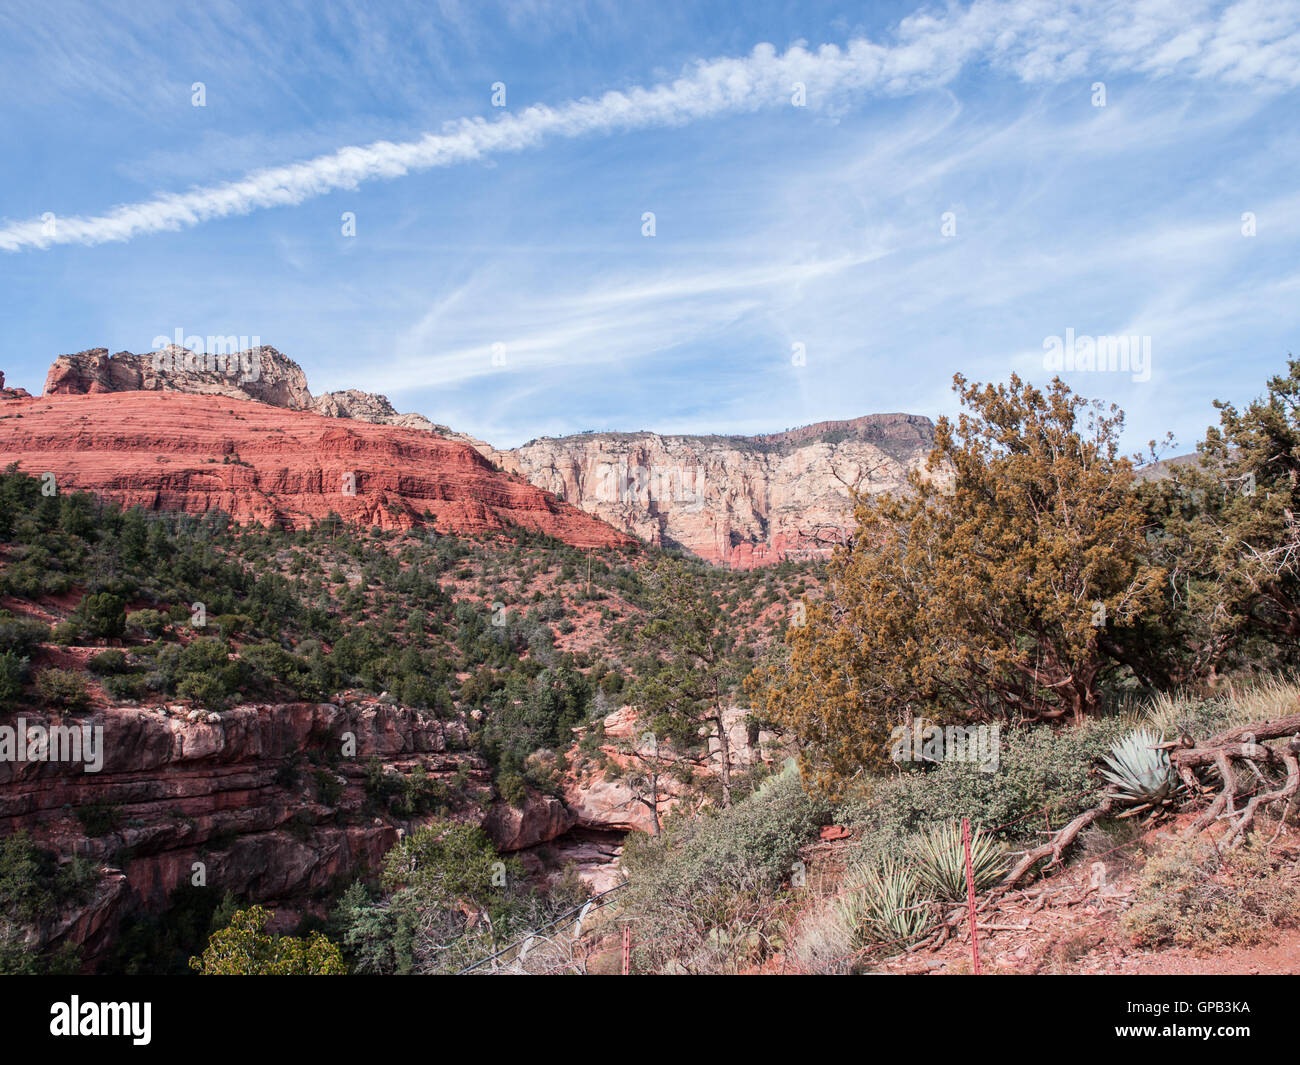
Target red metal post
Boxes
[962,816,982,975]
[622,925,631,975]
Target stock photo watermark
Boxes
[890,720,1001,774]
[1043,328,1151,383]
[150,329,263,384]
[0,718,105,773]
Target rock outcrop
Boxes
[27,345,934,566]
[0,694,777,966]
[562,705,791,833]
[0,369,31,400]
[0,699,489,967]
[487,415,936,567]
[483,791,577,851]
[43,346,316,411]
[0,391,635,547]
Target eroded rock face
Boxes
[43,346,315,411]
[562,706,792,834]
[488,415,936,567]
[0,391,635,548]
[31,345,933,567]
[0,695,769,964]
[40,346,464,440]
[0,700,489,968]
[313,389,438,431]
[484,791,577,851]
[0,368,31,399]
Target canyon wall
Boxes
[31,346,935,565]
[0,390,633,548]
[487,415,935,567]
[0,698,488,966]
[0,697,777,966]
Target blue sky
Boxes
[1,0,1297,451]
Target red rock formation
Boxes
[30,346,936,567]
[489,416,936,568]
[484,791,577,851]
[43,346,316,410]
[0,391,635,548]
[0,369,31,400]
[562,705,792,833]
[0,699,490,967]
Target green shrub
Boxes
[313,769,344,806]
[88,649,129,675]
[177,672,231,709]
[103,673,147,703]
[497,771,527,808]
[75,803,121,837]
[619,766,827,973]
[179,637,229,675]
[0,651,27,710]
[840,718,1131,866]
[909,820,1008,902]
[838,853,933,946]
[1123,839,1300,952]
[79,592,126,641]
[0,830,96,974]
[240,642,308,698]
[0,616,49,655]
[35,669,89,711]
[125,609,169,638]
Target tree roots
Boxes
[997,713,1300,891]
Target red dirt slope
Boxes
[0,391,636,547]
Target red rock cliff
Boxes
[0,391,635,548]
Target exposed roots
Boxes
[1171,714,1300,847]
[995,713,1300,892]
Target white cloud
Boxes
[3,0,1297,252]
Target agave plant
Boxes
[1101,727,1179,805]
[838,854,933,946]
[910,820,1008,902]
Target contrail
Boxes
[2,0,1296,252]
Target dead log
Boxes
[995,796,1118,890]
[995,721,1300,892]
[1172,726,1300,844]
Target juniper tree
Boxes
[632,559,739,808]
[754,374,1165,791]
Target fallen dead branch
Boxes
[991,713,1300,893]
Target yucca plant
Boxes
[838,854,933,946]
[910,820,1008,902]
[1100,727,1179,806]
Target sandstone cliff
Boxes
[486,414,935,567]
[0,695,776,965]
[44,346,316,411]
[30,346,934,565]
[0,391,634,548]
[0,698,489,967]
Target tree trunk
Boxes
[713,711,733,809]
[650,772,661,836]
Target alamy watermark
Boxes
[890,720,1000,774]
[596,460,705,512]
[0,718,104,773]
[50,996,150,1045]
[1043,328,1151,383]
[150,329,262,384]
